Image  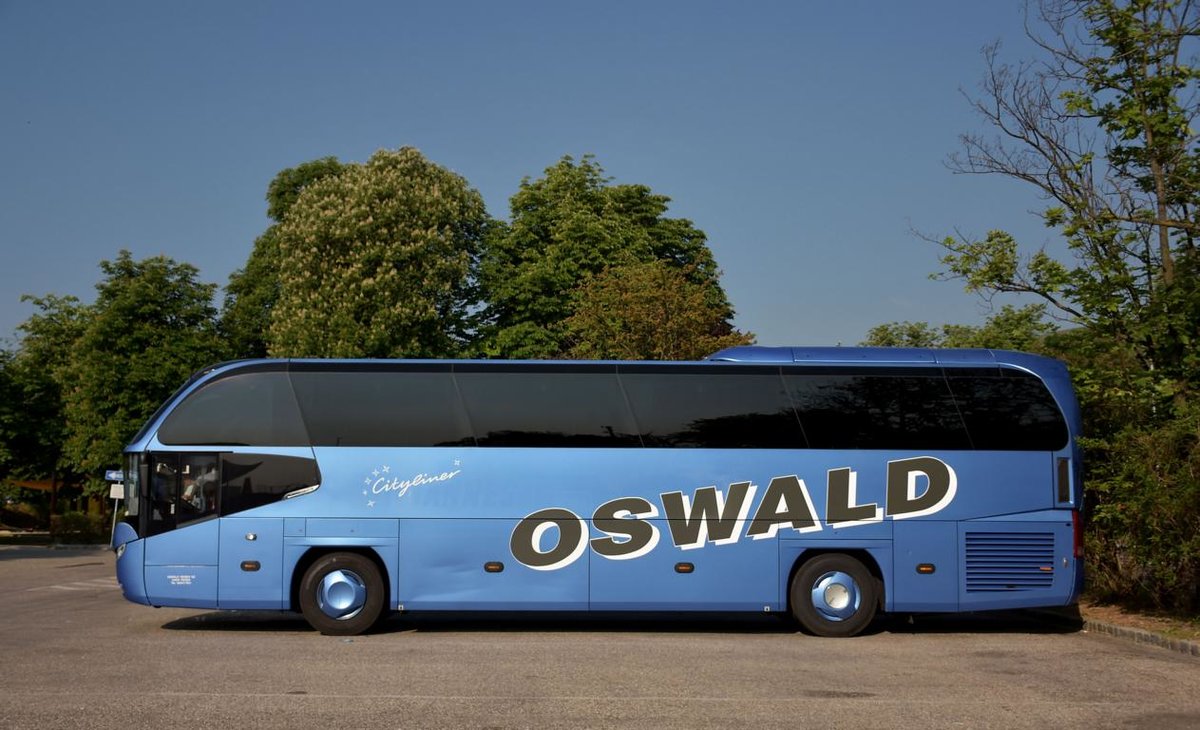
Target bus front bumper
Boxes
[114,526,150,606]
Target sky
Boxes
[0,1,1059,349]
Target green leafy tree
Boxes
[940,1,1199,393]
[0,351,15,476]
[863,304,1058,351]
[0,348,66,484]
[862,321,946,349]
[921,0,1200,611]
[56,252,225,493]
[264,156,346,224]
[221,227,282,359]
[0,344,74,524]
[4,294,91,491]
[17,294,90,378]
[479,155,735,358]
[564,259,754,360]
[222,157,346,358]
[268,147,490,358]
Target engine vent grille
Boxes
[964,532,1055,592]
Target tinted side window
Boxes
[455,368,640,447]
[158,371,308,446]
[786,371,970,450]
[291,369,473,447]
[946,369,1068,450]
[620,369,803,448]
[220,453,321,516]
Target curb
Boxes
[1083,618,1200,658]
[0,542,109,550]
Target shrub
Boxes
[1084,403,1200,613]
[1,503,44,530]
[50,511,108,544]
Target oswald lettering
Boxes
[510,456,958,570]
[509,508,588,571]
[589,497,660,560]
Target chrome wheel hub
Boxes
[317,569,367,620]
[809,570,861,622]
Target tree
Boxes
[5,294,91,493]
[564,259,754,360]
[924,0,1200,611]
[0,349,53,524]
[268,147,491,358]
[17,294,90,378]
[478,155,736,358]
[861,321,947,349]
[55,252,225,493]
[221,227,282,359]
[0,347,68,484]
[0,351,15,475]
[222,157,346,358]
[940,0,1199,393]
[863,304,1058,350]
[264,156,345,224]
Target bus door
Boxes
[218,516,284,609]
[142,452,220,608]
[216,450,317,610]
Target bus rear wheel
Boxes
[790,553,878,637]
[299,552,385,636]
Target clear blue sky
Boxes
[0,1,1055,348]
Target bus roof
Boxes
[188,346,1065,377]
[705,345,1063,372]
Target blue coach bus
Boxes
[112,346,1083,637]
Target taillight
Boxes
[1057,457,1071,503]
[1072,509,1084,558]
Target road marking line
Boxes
[26,579,121,592]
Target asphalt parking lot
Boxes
[2,546,1198,729]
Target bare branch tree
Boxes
[938,0,1199,360]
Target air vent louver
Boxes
[965,532,1055,592]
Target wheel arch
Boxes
[786,547,886,615]
[289,546,392,613]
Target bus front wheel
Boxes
[789,553,878,637]
[298,552,385,636]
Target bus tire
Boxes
[298,552,385,636]
[790,553,877,638]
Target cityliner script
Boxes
[509,456,956,570]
